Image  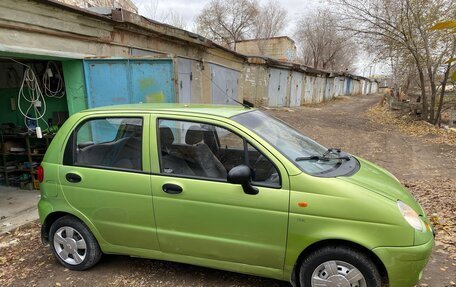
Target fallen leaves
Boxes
[366,105,456,146]
[0,221,53,287]
[403,178,456,260]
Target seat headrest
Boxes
[124,124,142,137]
[185,125,204,145]
[160,126,174,147]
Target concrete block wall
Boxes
[236,37,297,62]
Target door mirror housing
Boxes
[227,165,259,195]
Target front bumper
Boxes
[373,238,434,287]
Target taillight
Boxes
[36,165,44,183]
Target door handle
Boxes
[66,173,82,183]
[162,183,183,194]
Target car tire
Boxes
[49,215,102,270]
[299,246,382,287]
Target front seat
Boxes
[159,126,195,176]
[185,125,227,179]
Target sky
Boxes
[131,0,384,76]
[132,0,325,34]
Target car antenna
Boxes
[202,69,252,109]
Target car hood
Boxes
[338,157,424,215]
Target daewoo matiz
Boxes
[37,104,434,287]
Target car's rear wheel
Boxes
[300,246,381,287]
[49,216,102,270]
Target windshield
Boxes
[232,110,345,175]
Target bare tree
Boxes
[196,0,259,50]
[334,0,455,123]
[141,0,187,29]
[141,0,160,20]
[253,0,287,39]
[294,10,358,72]
[162,10,187,30]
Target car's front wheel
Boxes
[49,216,102,270]
[300,246,382,287]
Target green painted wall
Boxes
[0,88,22,125]
[0,88,67,128]
[62,60,88,115]
[0,60,87,129]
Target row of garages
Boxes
[242,60,378,107]
[74,58,379,111]
[0,0,379,115]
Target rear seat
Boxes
[76,137,142,170]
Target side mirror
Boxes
[227,165,259,195]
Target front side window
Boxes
[232,111,358,176]
[158,119,280,187]
[67,117,143,171]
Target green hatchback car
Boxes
[37,104,434,287]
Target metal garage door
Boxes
[346,78,351,96]
[268,68,288,107]
[289,71,303,107]
[210,63,239,105]
[178,58,192,103]
[83,59,175,108]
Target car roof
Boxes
[84,103,254,118]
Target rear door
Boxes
[58,114,159,250]
[150,115,290,271]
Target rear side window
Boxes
[64,117,143,171]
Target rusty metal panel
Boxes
[268,68,288,107]
[84,59,175,108]
[210,63,239,105]
[289,71,303,107]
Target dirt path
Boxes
[267,95,455,180]
[1,94,455,287]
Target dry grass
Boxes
[366,105,456,146]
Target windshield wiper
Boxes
[295,155,350,161]
[323,147,341,157]
[296,148,350,162]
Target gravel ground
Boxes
[0,94,455,287]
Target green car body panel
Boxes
[38,104,434,287]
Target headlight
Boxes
[397,201,423,231]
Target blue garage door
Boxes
[83,59,175,108]
[346,78,351,96]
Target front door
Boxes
[150,116,289,270]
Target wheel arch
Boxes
[41,211,102,245]
[290,239,389,287]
